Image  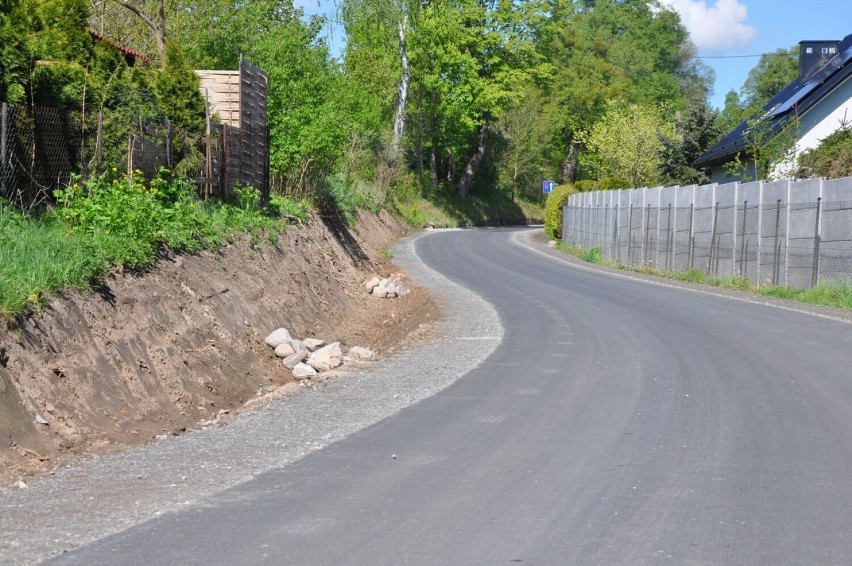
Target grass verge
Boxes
[555,241,852,310]
[393,190,544,228]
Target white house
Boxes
[695,34,852,182]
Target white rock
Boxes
[307,342,344,371]
[291,363,318,380]
[264,328,292,348]
[274,342,296,358]
[364,277,381,292]
[348,346,376,361]
[303,338,325,351]
[371,285,388,297]
[16,480,28,489]
[548,240,557,248]
[282,347,308,370]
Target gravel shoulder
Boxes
[0,230,503,566]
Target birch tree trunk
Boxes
[457,112,490,198]
[430,146,439,192]
[558,140,579,184]
[389,14,410,168]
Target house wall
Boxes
[711,69,851,182]
[709,161,757,184]
[772,73,852,178]
[797,73,852,153]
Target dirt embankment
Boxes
[0,211,439,483]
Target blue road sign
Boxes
[542,180,555,193]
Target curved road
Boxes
[55,228,852,564]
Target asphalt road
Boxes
[53,228,852,565]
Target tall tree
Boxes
[741,46,798,112]
[659,100,720,185]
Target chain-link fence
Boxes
[0,101,177,210]
[564,177,852,289]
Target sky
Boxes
[297,0,851,110]
[661,0,850,109]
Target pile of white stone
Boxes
[364,275,410,298]
[264,328,376,380]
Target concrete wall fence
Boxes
[563,176,852,288]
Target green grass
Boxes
[0,207,108,317]
[555,240,852,310]
[1,172,311,320]
[393,189,544,228]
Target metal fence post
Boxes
[688,203,695,270]
[612,204,619,262]
[666,204,673,270]
[739,201,748,276]
[812,197,822,288]
[773,200,781,285]
[709,202,719,275]
[644,203,651,265]
[627,204,634,264]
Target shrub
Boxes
[574,180,597,192]
[796,126,852,179]
[544,183,577,240]
[583,247,603,263]
[598,177,632,190]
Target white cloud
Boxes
[661,0,758,52]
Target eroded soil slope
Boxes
[0,211,439,482]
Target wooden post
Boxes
[95,108,103,175]
[166,119,172,169]
[204,89,212,199]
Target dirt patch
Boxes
[0,210,441,484]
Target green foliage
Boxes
[724,114,798,182]
[762,280,852,310]
[582,102,675,188]
[245,15,351,198]
[1,172,306,317]
[598,177,631,190]
[659,101,720,185]
[717,89,746,134]
[325,173,382,226]
[152,45,204,134]
[574,180,597,192]
[741,46,798,112]
[0,202,107,318]
[544,183,576,240]
[796,123,852,179]
[583,246,603,264]
[267,194,311,222]
[0,1,28,103]
[393,185,543,228]
[675,268,706,283]
[51,169,201,267]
